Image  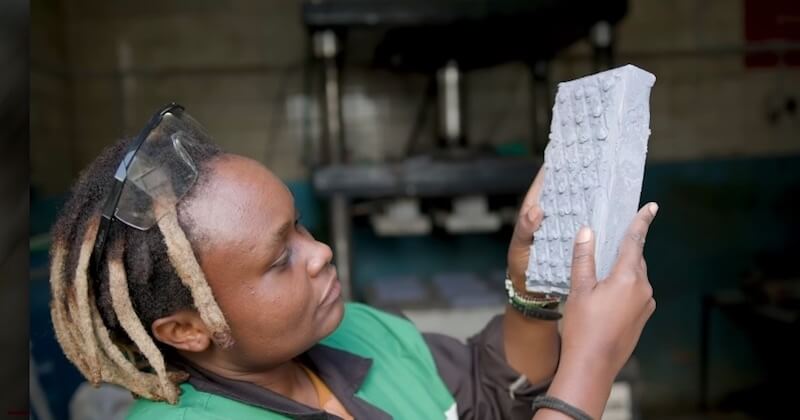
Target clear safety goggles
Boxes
[92,103,213,272]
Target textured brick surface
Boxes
[526,65,655,295]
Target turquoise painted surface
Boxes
[636,155,799,409]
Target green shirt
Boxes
[128,303,458,419]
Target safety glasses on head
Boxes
[92,103,214,274]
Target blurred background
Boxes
[29,0,799,419]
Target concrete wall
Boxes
[31,0,800,194]
[609,0,799,161]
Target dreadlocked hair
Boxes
[49,136,232,404]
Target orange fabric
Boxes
[301,365,354,420]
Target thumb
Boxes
[570,227,597,295]
[510,205,544,249]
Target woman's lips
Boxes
[319,271,342,307]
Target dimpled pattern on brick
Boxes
[526,65,656,295]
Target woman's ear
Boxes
[151,309,212,353]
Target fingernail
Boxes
[649,203,659,217]
[576,226,592,243]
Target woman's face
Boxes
[180,155,343,370]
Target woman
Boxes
[49,104,657,419]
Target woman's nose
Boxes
[306,240,333,278]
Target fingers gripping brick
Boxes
[526,65,656,295]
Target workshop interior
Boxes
[22,0,799,419]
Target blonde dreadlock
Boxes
[49,136,227,403]
[158,210,233,348]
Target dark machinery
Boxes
[302,0,628,299]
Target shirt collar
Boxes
[171,344,389,419]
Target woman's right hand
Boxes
[535,202,659,419]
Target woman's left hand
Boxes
[502,167,558,385]
[506,167,546,288]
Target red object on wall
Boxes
[744,0,800,67]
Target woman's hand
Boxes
[502,167,560,385]
[561,203,658,381]
[535,203,659,419]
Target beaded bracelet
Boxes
[504,278,563,320]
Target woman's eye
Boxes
[273,249,291,268]
[269,215,305,271]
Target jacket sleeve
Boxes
[422,315,553,420]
